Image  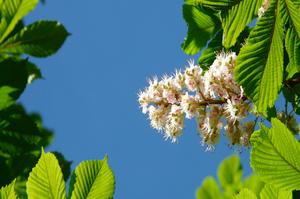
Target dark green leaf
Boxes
[0,21,70,57]
[0,59,28,110]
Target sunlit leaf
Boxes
[251,118,300,191]
[234,0,283,114]
[182,5,220,55]
[69,156,115,199]
[27,151,66,199]
[0,179,17,199]
[0,0,38,43]
[196,176,222,199]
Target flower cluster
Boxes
[138,52,253,150]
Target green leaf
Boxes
[27,151,66,199]
[285,27,300,78]
[0,179,17,199]
[0,59,28,110]
[221,0,263,48]
[0,104,53,156]
[196,176,222,199]
[260,184,292,199]
[0,21,69,57]
[243,175,265,197]
[182,5,221,55]
[281,0,300,37]
[234,0,284,114]
[69,156,115,199]
[184,0,236,8]
[51,151,72,182]
[26,61,42,84]
[251,118,300,191]
[0,0,38,43]
[234,189,257,199]
[198,30,223,70]
[217,154,242,194]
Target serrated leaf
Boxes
[0,0,38,43]
[285,27,300,78]
[221,0,263,48]
[234,189,257,199]
[196,176,222,199]
[0,20,69,57]
[250,118,300,191]
[234,0,284,115]
[217,154,242,194]
[69,157,115,199]
[260,184,292,199]
[27,151,66,199]
[182,5,221,55]
[0,179,17,199]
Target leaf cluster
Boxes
[182,0,300,116]
[0,0,70,197]
[0,151,115,199]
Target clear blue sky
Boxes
[20,1,252,198]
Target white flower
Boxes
[184,59,203,92]
[161,76,180,104]
[200,117,211,135]
[164,105,184,142]
[180,92,198,119]
[148,105,168,131]
[224,99,238,122]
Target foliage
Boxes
[196,155,264,199]
[251,118,300,192]
[0,151,115,199]
[0,0,71,197]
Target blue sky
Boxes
[21,1,252,198]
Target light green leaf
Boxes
[234,189,257,199]
[0,179,17,199]
[27,151,66,199]
[285,27,300,78]
[196,176,222,199]
[0,20,69,57]
[221,0,263,48]
[184,0,236,8]
[0,0,38,43]
[234,0,284,114]
[260,184,292,199]
[182,5,220,55]
[251,118,300,191]
[69,156,115,199]
[243,175,264,197]
[217,154,242,194]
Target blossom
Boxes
[180,92,199,119]
[224,99,238,122]
[138,51,251,149]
